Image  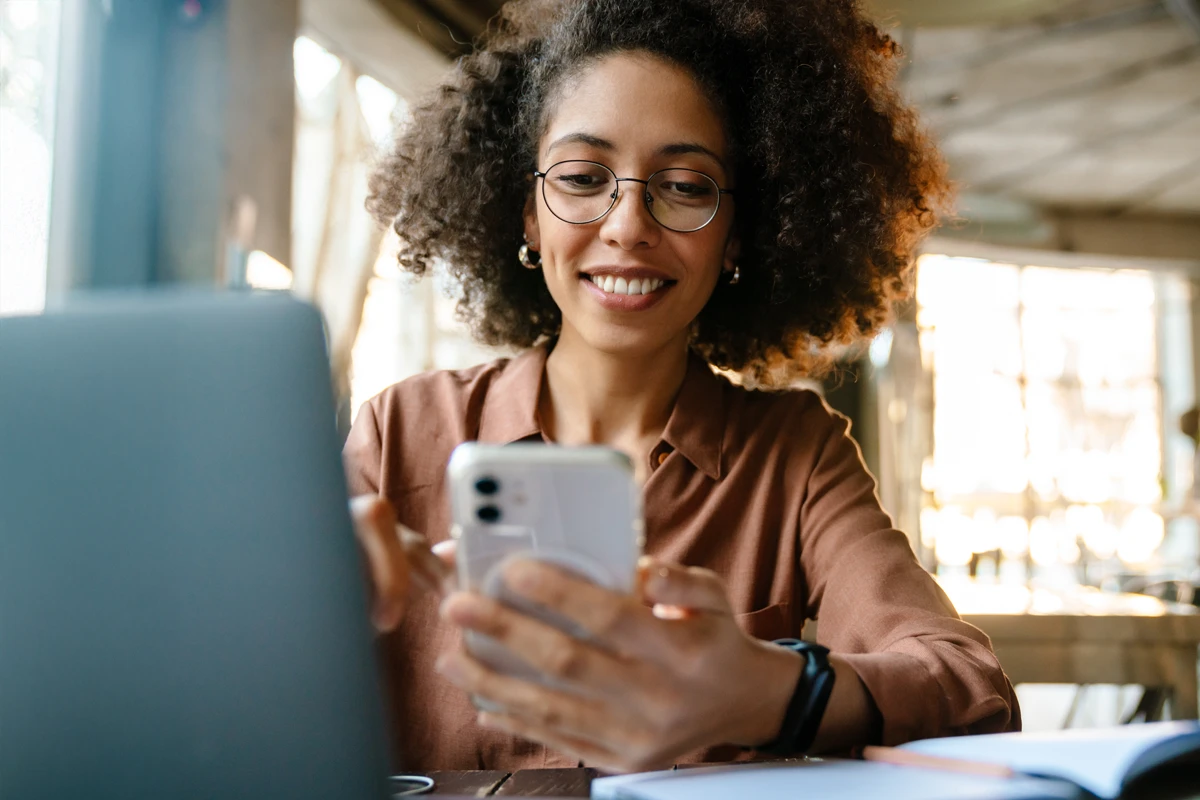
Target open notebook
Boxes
[590,721,1200,800]
[901,721,1200,799]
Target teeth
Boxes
[589,275,665,295]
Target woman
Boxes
[346,0,1020,774]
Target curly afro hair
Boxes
[367,0,950,385]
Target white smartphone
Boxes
[446,442,643,702]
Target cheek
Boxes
[681,232,730,281]
[536,220,592,274]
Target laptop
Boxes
[0,291,391,799]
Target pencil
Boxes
[861,746,1016,779]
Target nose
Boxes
[599,180,661,251]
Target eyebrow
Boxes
[545,133,727,171]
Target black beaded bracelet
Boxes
[755,639,836,757]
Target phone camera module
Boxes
[476,505,502,523]
[475,477,500,495]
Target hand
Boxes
[433,557,803,772]
[350,495,456,632]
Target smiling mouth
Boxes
[582,274,676,296]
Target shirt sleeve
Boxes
[798,408,1020,745]
[343,398,383,497]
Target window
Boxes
[0,0,62,315]
[349,239,511,420]
[914,255,1196,585]
[325,46,508,420]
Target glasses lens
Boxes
[542,161,617,224]
[647,169,720,232]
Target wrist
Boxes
[747,639,837,756]
[730,639,807,748]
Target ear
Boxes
[522,190,541,251]
[722,232,741,273]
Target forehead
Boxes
[540,52,728,163]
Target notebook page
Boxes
[899,721,1200,800]
[590,759,1080,800]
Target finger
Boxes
[500,560,660,654]
[476,711,629,772]
[432,539,457,570]
[637,558,732,615]
[397,525,455,597]
[440,592,639,697]
[433,539,458,592]
[350,495,409,631]
[651,603,696,620]
[435,648,615,739]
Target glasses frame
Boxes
[532,160,735,233]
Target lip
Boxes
[580,273,672,311]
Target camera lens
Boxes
[475,477,499,495]
[476,505,501,523]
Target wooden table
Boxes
[423,767,594,796]
[421,761,803,796]
[419,762,1200,799]
[422,759,810,796]
[942,580,1200,719]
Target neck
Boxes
[540,325,689,459]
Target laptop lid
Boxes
[0,291,389,799]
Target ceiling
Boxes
[367,0,1200,218]
[899,0,1200,216]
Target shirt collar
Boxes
[660,352,727,481]
[477,345,727,480]
[477,345,547,444]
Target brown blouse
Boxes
[342,345,1020,772]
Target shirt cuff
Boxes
[836,649,1015,746]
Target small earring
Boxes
[727,265,741,285]
[518,242,541,270]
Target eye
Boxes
[546,163,614,195]
[662,181,712,197]
[557,173,604,188]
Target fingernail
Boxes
[652,603,688,620]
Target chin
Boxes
[570,319,685,359]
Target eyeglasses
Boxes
[532,160,735,233]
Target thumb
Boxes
[638,557,733,615]
[431,539,458,594]
[350,495,409,631]
[432,539,457,571]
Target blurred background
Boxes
[1,0,1198,731]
